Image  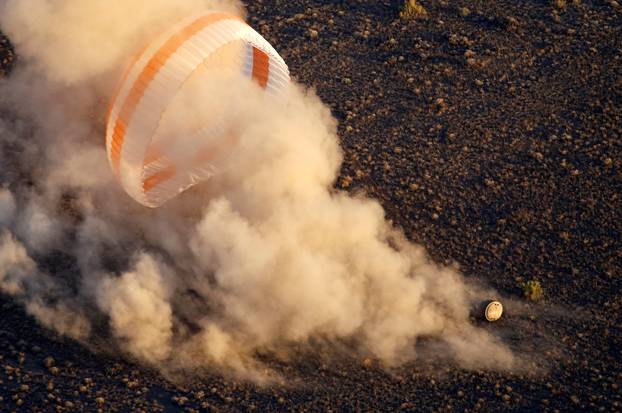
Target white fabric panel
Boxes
[106,11,291,208]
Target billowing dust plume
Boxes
[0,0,514,380]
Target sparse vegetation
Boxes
[552,0,567,10]
[400,0,427,19]
[459,7,471,17]
[521,280,544,301]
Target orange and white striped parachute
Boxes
[105,12,290,207]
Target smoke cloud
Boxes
[0,0,514,379]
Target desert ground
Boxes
[1,0,621,412]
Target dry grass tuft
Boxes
[400,0,427,19]
[521,280,544,301]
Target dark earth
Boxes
[1,0,622,411]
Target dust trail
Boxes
[0,0,514,379]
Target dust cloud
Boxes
[0,0,514,380]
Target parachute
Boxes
[105,12,290,207]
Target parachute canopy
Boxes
[105,12,290,207]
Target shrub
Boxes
[552,0,567,10]
[400,0,427,19]
[521,280,544,301]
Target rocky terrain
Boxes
[1,0,621,411]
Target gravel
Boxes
[1,0,622,411]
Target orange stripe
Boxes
[252,47,270,89]
[109,13,242,177]
[143,165,177,192]
[106,46,147,127]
